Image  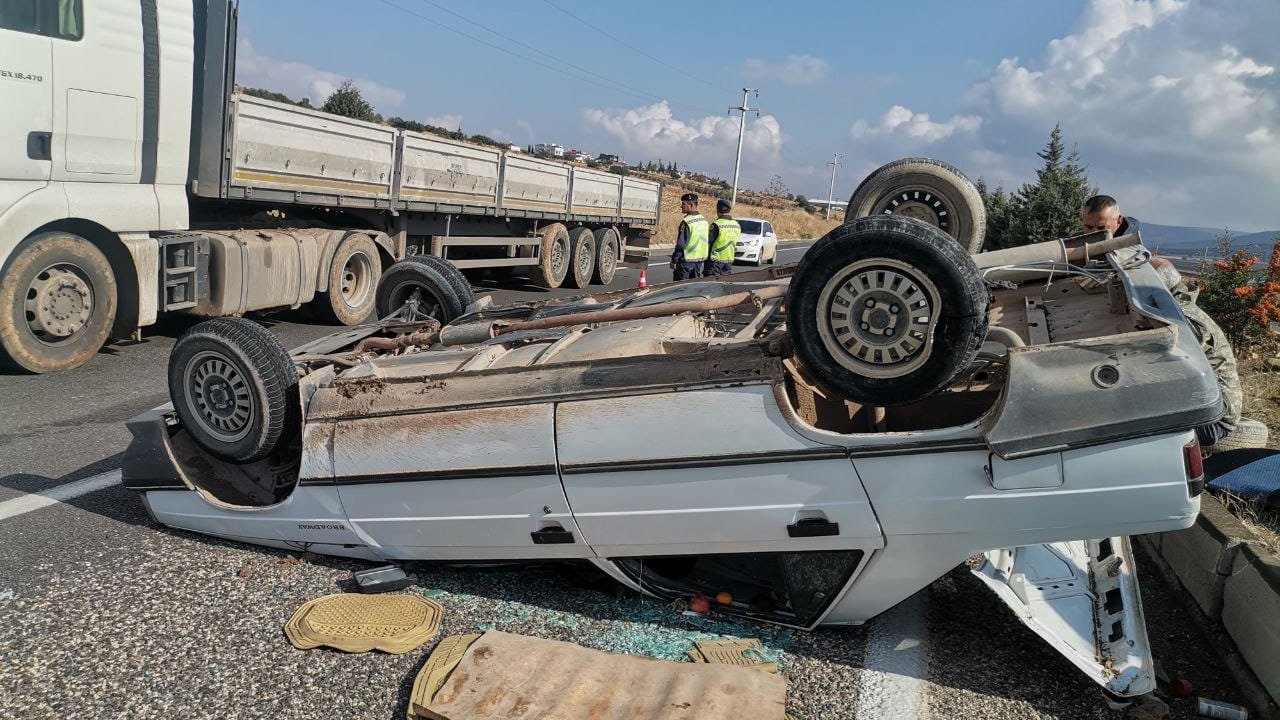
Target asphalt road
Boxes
[0,242,1253,719]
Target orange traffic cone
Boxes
[638,268,647,288]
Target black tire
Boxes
[314,233,381,325]
[375,258,467,322]
[593,227,620,285]
[1206,418,1271,454]
[847,158,986,253]
[566,227,596,289]
[0,232,117,373]
[168,318,297,463]
[787,216,989,407]
[531,223,570,289]
[404,254,475,310]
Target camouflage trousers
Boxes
[1175,289,1243,437]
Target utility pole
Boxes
[728,88,760,206]
[825,153,843,220]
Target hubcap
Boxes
[815,258,941,379]
[550,236,567,277]
[879,189,952,233]
[339,251,374,309]
[25,264,94,343]
[600,238,616,275]
[576,240,593,278]
[186,351,254,442]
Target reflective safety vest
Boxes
[681,213,709,262]
[711,216,741,262]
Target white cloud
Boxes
[741,55,830,86]
[236,37,406,111]
[851,105,982,143]
[582,101,783,173]
[425,114,462,132]
[845,0,1280,229]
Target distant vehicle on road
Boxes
[733,218,777,266]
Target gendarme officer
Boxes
[705,198,739,276]
[670,192,708,280]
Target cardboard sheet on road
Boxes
[424,630,787,720]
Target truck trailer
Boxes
[0,0,661,372]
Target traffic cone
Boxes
[638,268,647,288]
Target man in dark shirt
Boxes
[1081,194,1140,237]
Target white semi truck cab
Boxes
[0,0,660,372]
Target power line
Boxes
[402,0,703,114]
[371,0,700,114]
[538,0,721,91]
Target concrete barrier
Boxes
[1222,543,1280,704]
[1145,495,1280,711]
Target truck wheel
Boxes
[531,223,570,289]
[847,158,986,253]
[168,318,298,463]
[375,258,466,322]
[566,227,596,289]
[0,232,117,373]
[593,227,620,285]
[315,233,381,325]
[405,254,475,310]
[787,216,988,407]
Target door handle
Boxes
[27,131,52,161]
[788,518,840,538]
[531,526,575,544]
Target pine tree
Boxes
[1008,124,1095,246]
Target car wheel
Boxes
[168,318,298,463]
[313,233,381,325]
[403,254,475,311]
[531,223,570,289]
[0,232,117,373]
[787,216,989,407]
[847,157,986,253]
[375,258,467,322]
[592,227,620,285]
[565,227,596,289]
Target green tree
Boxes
[976,178,1017,251]
[242,87,299,105]
[1010,124,1095,246]
[320,80,380,122]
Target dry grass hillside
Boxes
[649,184,842,249]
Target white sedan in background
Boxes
[733,217,778,265]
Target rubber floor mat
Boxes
[688,638,777,673]
[408,634,483,720]
[284,593,443,654]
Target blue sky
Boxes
[236,0,1279,231]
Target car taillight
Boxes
[1183,438,1204,497]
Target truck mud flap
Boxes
[621,229,651,268]
[972,536,1155,697]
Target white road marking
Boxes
[852,592,931,719]
[0,470,121,521]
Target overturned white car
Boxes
[123,159,1220,705]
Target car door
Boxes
[555,384,885,558]
[972,537,1156,698]
[763,221,777,260]
[330,403,593,560]
[51,0,142,181]
[0,1,56,185]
